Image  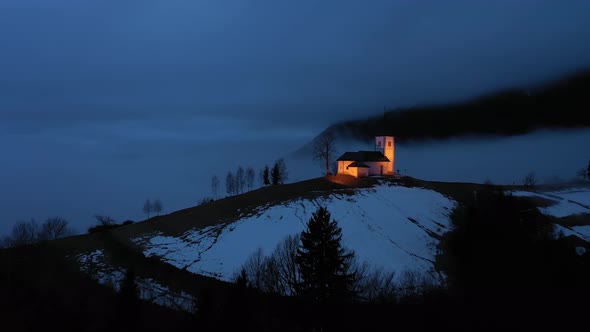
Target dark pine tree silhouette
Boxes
[118,266,140,329]
[271,162,281,185]
[120,267,139,302]
[296,206,356,303]
[263,165,271,186]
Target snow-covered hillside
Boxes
[511,187,590,241]
[132,183,456,282]
[512,187,590,218]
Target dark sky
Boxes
[2,0,590,235]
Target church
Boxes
[336,136,395,178]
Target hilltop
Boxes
[2,175,590,330]
[30,177,590,302]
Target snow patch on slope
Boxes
[133,184,456,282]
[554,224,590,242]
[511,187,590,218]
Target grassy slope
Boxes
[35,177,368,299]
[44,176,495,289]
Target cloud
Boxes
[1,0,590,132]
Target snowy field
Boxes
[132,183,456,282]
[511,187,590,242]
[511,187,590,218]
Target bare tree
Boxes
[577,168,587,181]
[246,167,255,191]
[39,217,71,241]
[226,171,235,196]
[211,175,219,199]
[153,198,163,216]
[9,219,39,247]
[397,269,436,300]
[354,263,397,303]
[242,247,266,290]
[313,131,337,176]
[267,234,301,295]
[236,166,245,194]
[522,171,537,187]
[259,255,281,294]
[278,158,288,183]
[143,199,153,219]
[94,214,116,226]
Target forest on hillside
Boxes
[331,70,590,142]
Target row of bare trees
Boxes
[1,217,73,248]
[222,166,257,197]
[239,236,436,302]
[142,198,163,219]
[210,159,289,200]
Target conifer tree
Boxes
[119,266,140,327]
[263,165,270,186]
[120,267,139,301]
[271,162,281,185]
[296,206,356,302]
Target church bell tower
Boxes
[375,136,395,174]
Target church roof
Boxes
[346,161,370,168]
[337,151,390,162]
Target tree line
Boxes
[208,158,289,201]
[237,206,434,302]
[1,217,73,248]
[236,207,405,301]
[142,198,163,219]
[192,206,440,331]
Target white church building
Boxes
[336,136,395,178]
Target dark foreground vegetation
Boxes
[330,70,590,141]
[0,243,194,331]
[2,185,590,331]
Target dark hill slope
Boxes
[1,176,588,331]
